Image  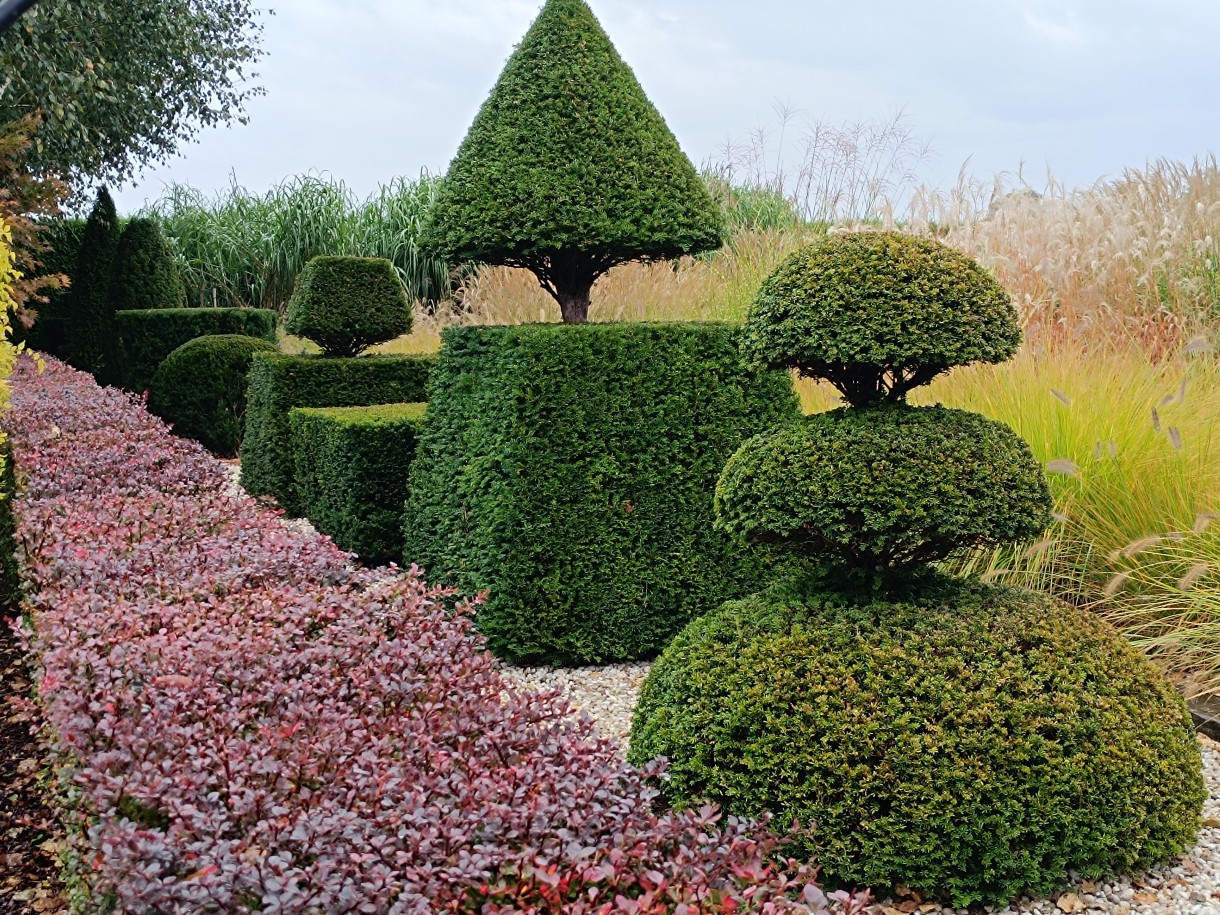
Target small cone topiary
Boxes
[420,0,723,323]
[630,230,1205,906]
[284,255,412,358]
[110,217,186,312]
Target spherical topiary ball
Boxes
[284,256,412,358]
[741,232,1021,405]
[715,404,1052,575]
[628,575,1205,907]
[148,334,279,457]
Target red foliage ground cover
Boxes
[6,356,866,914]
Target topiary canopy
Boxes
[110,217,186,312]
[64,186,121,383]
[741,231,1020,405]
[284,255,412,358]
[420,0,723,323]
[715,404,1052,575]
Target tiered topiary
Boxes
[147,334,279,457]
[420,0,723,323]
[628,231,1205,907]
[109,217,186,312]
[284,255,411,357]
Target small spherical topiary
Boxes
[110,217,187,312]
[628,574,1205,907]
[148,334,279,457]
[740,232,1021,405]
[715,404,1052,575]
[284,256,412,357]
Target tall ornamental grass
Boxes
[145,173,455,313]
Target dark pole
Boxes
[0,0,38,35]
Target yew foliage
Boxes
[5,356,864,913]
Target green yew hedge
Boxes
[241,353,433,516]
[291,403,426,565]
[403,322,798,664]
[114,307,277,393]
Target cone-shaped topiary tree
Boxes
[420,0,724,323]
[65,187,121,382]
[110,217,186,312]
[629,230,1205,906]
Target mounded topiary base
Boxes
[628,573,1205,907]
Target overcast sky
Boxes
[113,0,1220,213]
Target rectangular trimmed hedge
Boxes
[403,322,800,664]
[114,307,278,392]
[241,353,434,516]
[290,402,426,565]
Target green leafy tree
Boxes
[64,186,120,380]
[421,0,723,323]
[110,217,185,311]
[0,0,267,189]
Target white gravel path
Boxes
[224,462,1220,914]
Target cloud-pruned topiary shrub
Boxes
[716,404,1051,573]
[630,574,1205,906]
[148,334,278,457]
[284,255,411,358]
[420,0,723,323]
[109,217,186,313]
[630,230,1204,907]
[740,232,1020,406]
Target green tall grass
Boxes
[144,173,455,313]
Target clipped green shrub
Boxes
[716,404,1052,574]
[110,217,186,312]
[741,232,1020,405]
[420,0,723,322]
[148,334,279,457]
[242,353,433,515]
[290,402,426,564]
[283,255,411,357]
[18,217,87,355]
[64,187,121,381]
[114,307,278,393]
[403,323,798,664]
[629,573,1205,907]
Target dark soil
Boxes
[0,614,66,914]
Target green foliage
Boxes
[290,403,427,565]
[284,256,411,357]
[147,334,278,457]
[113,307,277,393]
[110,217,186,312]
[64,187,120,381]
[628,573,1205,907]
[716,405,1052,579]
[403,323,798,664]
[146,173,458,312]
[18,217,86,354]
[421,0,723,322]
[241,353,433,516]
[0,0,266,189]
[741,231,1021,405]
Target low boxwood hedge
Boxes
[241,353,433,516]
[114,307,278,393]
[403,322,799,664]
[290,402,426,565]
